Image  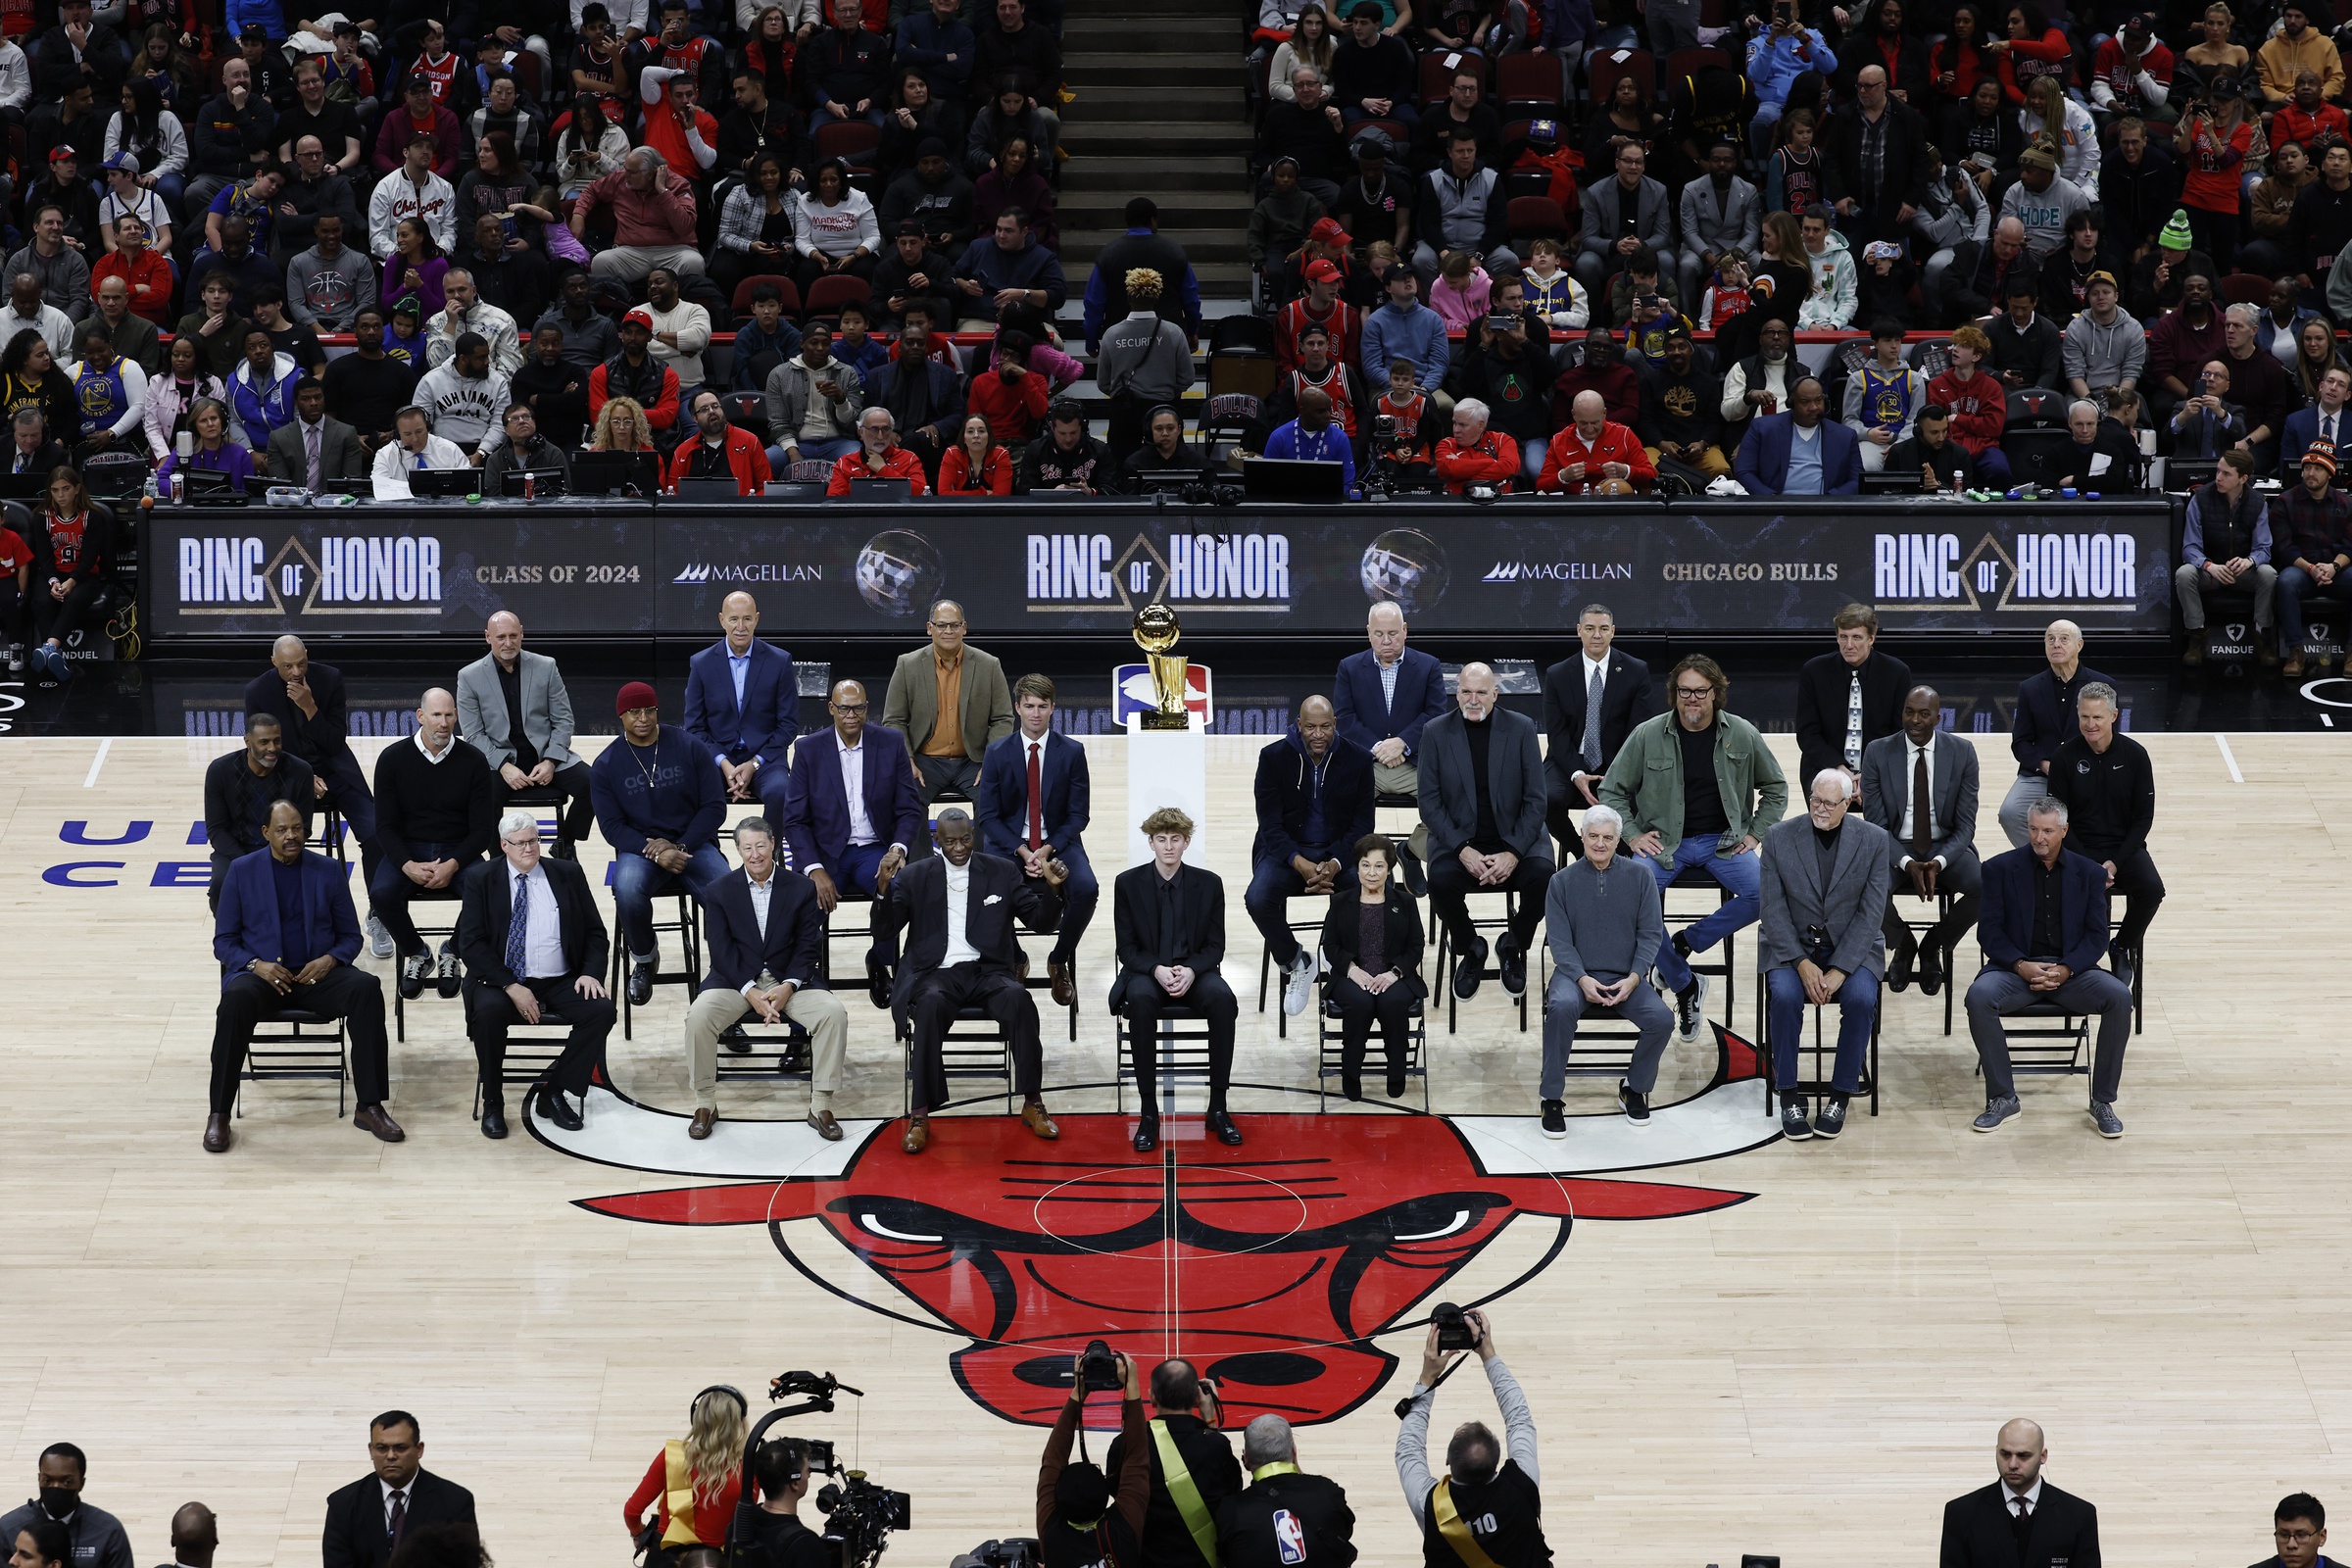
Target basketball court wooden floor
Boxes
[1,728,2344,1568]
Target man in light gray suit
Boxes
[1418,661,1553,1003]
[263,377,368,489]
[456,611,595,854]
[1676,139,1762,306]
[1758,769,1892,1142]
[1860,684,1982,998]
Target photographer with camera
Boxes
[1395,1308,1549,1568]
[1102,1361,1243,1568]
[1217,1416,1356,1568]
[1036,1346,1151,1568]
[732,1439,833,1568]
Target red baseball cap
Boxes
[48,145,75,163]
[1308,217,1351,247]
[622,307,655,330]
[1304,259,1343,283]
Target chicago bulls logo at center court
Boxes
[549,1029,1778,1428]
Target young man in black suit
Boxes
[1792,602,1912,798]
[244,633,388,955]
[883,808,1067,1155]
[1540,603,1652,854]
[456,808,616,1140]
[973,673,1095,1008]
[320,1411,477,1568]
[1111,807,1240,1152]
[1937,1417,2101,1568]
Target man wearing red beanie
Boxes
[589,681,730,1004]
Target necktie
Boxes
[2010,1496,2032,1557]
[415,451,425,470]
[2328,413,2337,446]
[305,421,321,489]
[1026,742,1044,851]
[387,1491,407,1544]
[1844,671,1864,768]
[1910,746,1933,860]
[1582,666,1603,771]
[506,873,529,976]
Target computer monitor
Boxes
[762,480,826,501]
[1023,486,1094,501]
[1860,470,1933,496]
[1242,457,1348,502]
[496,466,567,499]
[0,473,44,500]
[1134,469,1204,495]
[410,466,477,499]
[848,476,913,503]
[572,449,664,497]
[183,466,237,497]
[673,476,751,504]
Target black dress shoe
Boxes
[720,1023,754,1054]
[202,1112,232,1153]
[1398,844,1427,898]
[480,1101,509,1139]
[1496,934,1527,997]
[1918,943,1945,996]
[1451,936,1488,1000]
[866,956,893,1009]
[535,1084,584,1131]
[1886,936,1916,993]
[626,956,655,1006]
[1206,1109,1244,1146]
[1132,1115,1159,1152]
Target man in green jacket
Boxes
[1598,654,1788,1041]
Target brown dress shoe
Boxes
[808,1109,843,1141]
[353,1103,406,1143]
[1021,1102,1060,1140]
[1049,959,1075,1008]
[2180,642,2204,668]
[689,1107,717,1140]
[902,1115,930,1154]
[2259,641,2280,667]
[2284,652,2307,678]
[203,1112,232,1153]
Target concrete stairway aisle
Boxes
[1057,0,1254,313]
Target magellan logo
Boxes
[1027,531,1290,613]
[672,562,824,584]
[1875,530,2137,610]
[174,532,443,615]
[1481,560,1634,583]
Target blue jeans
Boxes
[1246,848,1356,965]
[1644,837,1762,994]
[612,842,730,957]
[2278,564,2352,650]
[768,436,858,473]
[1766,964,1879,1093]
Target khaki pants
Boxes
[684,982,849,1112]
[1372,760,1428,861]
[1644,444,1730,478]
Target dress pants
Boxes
[683,981,849,1111]
[208,843,264,910]
[1370,760,1428,860]
[1880,850,1984,956]
[1116,971,1239,1112]
[1765,964,1880,1094]
[211,966,390,1113]
[1246,848,1355,966]
[467,975,616,1098]
[2082,843,2166,956]
[368,841,473,957]
[828,841,902,967]
[912,752,983,802]
[496,759,597,848]
[908,961,1044,1112]
[2173,560,2278,632]
[1997,773,2049,849]
[730,757,796,821]
[1542,971,1674,1098]
[313,754,384,906]
[612,843,731,957]
[1426,849,1554,956]
[1965,964,2133,1101]
[1543,765,1602,858]
[1642,839,1762,993]
[1329,975,1416,1092]
[31,576,106,648]
[1022,840,1097,965]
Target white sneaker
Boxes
[1282,949,1318,1015]
[366,912,394,958]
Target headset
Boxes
[693,1385,750,1419]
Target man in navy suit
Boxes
[1733,378,1863,495]
[1963,797,2135,1138]
[1331,599,1446,890]
[1250,696,1376,1014]
[683,590,800,817]
[208,800,402,1153]
[975,672,1095,1007]
[2278,364,2348,477]
[781,677,928,1004]
[1539,603,1651,854]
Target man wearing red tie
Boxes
[975,673,1096,1007]
[1539,389,1656,494]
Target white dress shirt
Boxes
[371,432,468,499]
[838,730,874,847]
[2003,1476,2044,1517]
[379,1477,411,1531]
[941,858,979,967]
[1573,651,1609,774]
[1893,736,1948,869]
[511,859,565,978]
[416,728,456,763]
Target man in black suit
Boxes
[1420,662,1553,1001]
[244,634,387,955]
[1999,618,2113,848]
[1937,1417,2102,1568]
[320,1411,477,1568]
[456,808,616,1140]
[1112,807,1240,1152]
[1860,684,1982,995]
[1541,603,1652,854]
[884,808,1067,1154]
[1793,603,1912,798]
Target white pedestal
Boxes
[1125,726,1209,868]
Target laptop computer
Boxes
[673,476,752,503]
[572,449,664,497]
[0,472,45,500]
[495,466,567,499]
[1242,458,1348,502]
[762,480,826,501]
[1860,470,1934,496]
[410,467,477,499]
[1023,487,1094,501]
[847,477,913,503]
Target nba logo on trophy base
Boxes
[1132,604,1192,731]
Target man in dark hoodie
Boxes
[1247,695,1376,1018]
[877,139,976,250]
[1984,273,2066,393]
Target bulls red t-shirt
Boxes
[0,527,30,577]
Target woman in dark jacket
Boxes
[25,466,108,686]
[1318,833,1426,1101]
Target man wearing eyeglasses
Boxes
[1598,653,1788,1045]
[1755,770,1890,1142]
[781,677,928,1009]
[2257,1494,2333,1568]
[881,597,1016,803]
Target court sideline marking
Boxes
[82,738,110,788]
[2214,734,2243,784]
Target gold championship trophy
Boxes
[1132,604,1192,730]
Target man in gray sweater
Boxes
[1095,268,1196,463]
[1539,802,1670,1138]
[2058,271,2145,398]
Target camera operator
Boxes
[1217,1416,1356,1568]
[1395,1311,1549,1568]
[730,1440,832,1568]
[1102,1362,1243,1568]
[1036,1348,1150,1568]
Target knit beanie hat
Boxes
[2159,209,2195,251]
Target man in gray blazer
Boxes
[1418,662,1553,1002]
[455,612,594,853]
[263,377,368,488]
[1860,684,1982,997]
[1759,770,1893,1141]
[1677,140,1763,307]
[1576,142,1673,297]
[879,599,1016,801]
